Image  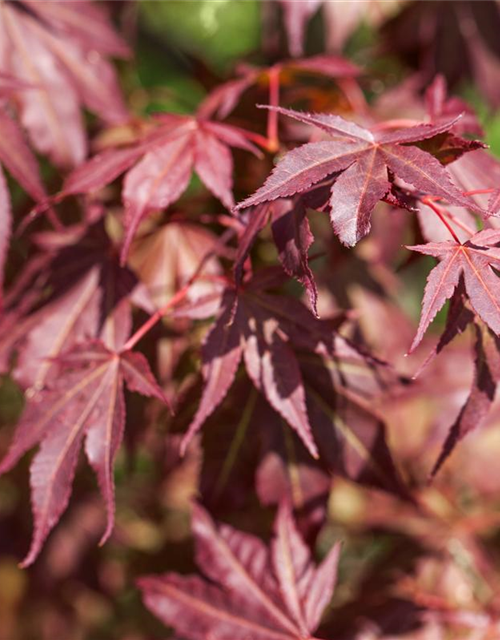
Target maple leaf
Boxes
[182,283,319,459]
[138,502,341,640]
[408,229,500,352]
[236,106,484,247]
[0,340,170,567]
[62,113,260,262]
[4,222,153,391]
[177,272,409,501]
[129,219,224,308]
[0,0,129,167]
[187,350,409,516]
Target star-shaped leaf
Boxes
[181,282,333,460]
[138,502,341,640]
[179,272,409,503]
[63,114,260,262]
[409,229,500,352]
[236,107,485,247]
[7,222,152,390]
[0,341,169,566]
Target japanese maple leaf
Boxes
[179,271,408,500]
[421,76,500,215]
[0,341,170,567]
[129,219,223,308]
[0,0,129,166]
[408,229,500,352]
[62,113,260,262]
[236,106,484,247]
[3,221,153,391]
[189,335,409,523]
[138,502,341,640]
[181,280,321,459]
[397,271,500,478]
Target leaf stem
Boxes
[267,65,280,152]
[422,196,461,243]
[121,283,193,352]
[122,229,235,352]
[240,129,275,152]
[442,210,476,237]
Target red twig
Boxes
[122,229,235,352]
[239,129,275,152]
[422,196,461,243]
[122,282,193,352]
[267,66,280,152]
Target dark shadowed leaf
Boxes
[138,502,341,640]
[431,323,500,477]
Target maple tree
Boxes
[1,2,500,639]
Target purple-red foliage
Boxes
[2,2,500,639]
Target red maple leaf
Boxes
[177,271,409,504]
[138,502,341,640]
[409,229,500,352]
[62,113,261,262]
[236,107,485,247]
[2,221,153,391]
[0,340,170,567]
